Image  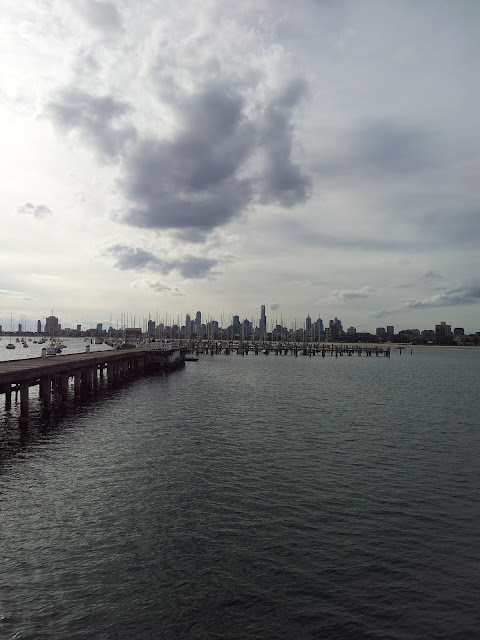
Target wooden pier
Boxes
[0,347,185,425]
[190,342,391,358]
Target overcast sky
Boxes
[1,0,479,333]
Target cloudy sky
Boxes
[1,0,479,333]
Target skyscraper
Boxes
[305,314,312,337]
[195,311,201,337]
[260,305,266,339]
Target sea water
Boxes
[0,347,479,639]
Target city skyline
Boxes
[0,307,475,339]
[1,2,479,333]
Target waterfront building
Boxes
[435,321,452,344]
[45,315,59,337]
[454,327,465,336]
[37,320,42,334]
[376,327,387,338]
[147,320,156,338]
[123,327,142,342]
[325,325,339,341]
[387,326,394,336]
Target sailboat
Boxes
[6,314,15,349]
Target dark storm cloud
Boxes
[258,79,311,207]
[105,244,217,279]
[403,284,480,309]
[78,1,123,32]
[119,83,255,231]
[17,203,52,218]
[46,89,136,159]
[120,77,310,232]
[47,67,310,234]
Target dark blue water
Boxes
[1,348,479,639]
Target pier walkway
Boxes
[0,347,184,425]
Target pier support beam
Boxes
[83,367,93,393]
[3,384,12,410]
[74,371,82,397]
[19,382,29,426]
[40,375,52,413]
[60,373,69,401]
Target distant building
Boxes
[376,327,387,338]
[435,321,452,344]
[305,314,312,337]
[37,320,42,334]
[453,327,464,336]
[147,320,156,338]
[347,326,356,335]
[45,315,59,337]
[195,311,201,337]
[260,305,267,339]
[325,325,339,341]
[386,326,394,336]
[18,323,22,333]
[329,317,343,334]
[123,327,142,342]
[314,318,324,338]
